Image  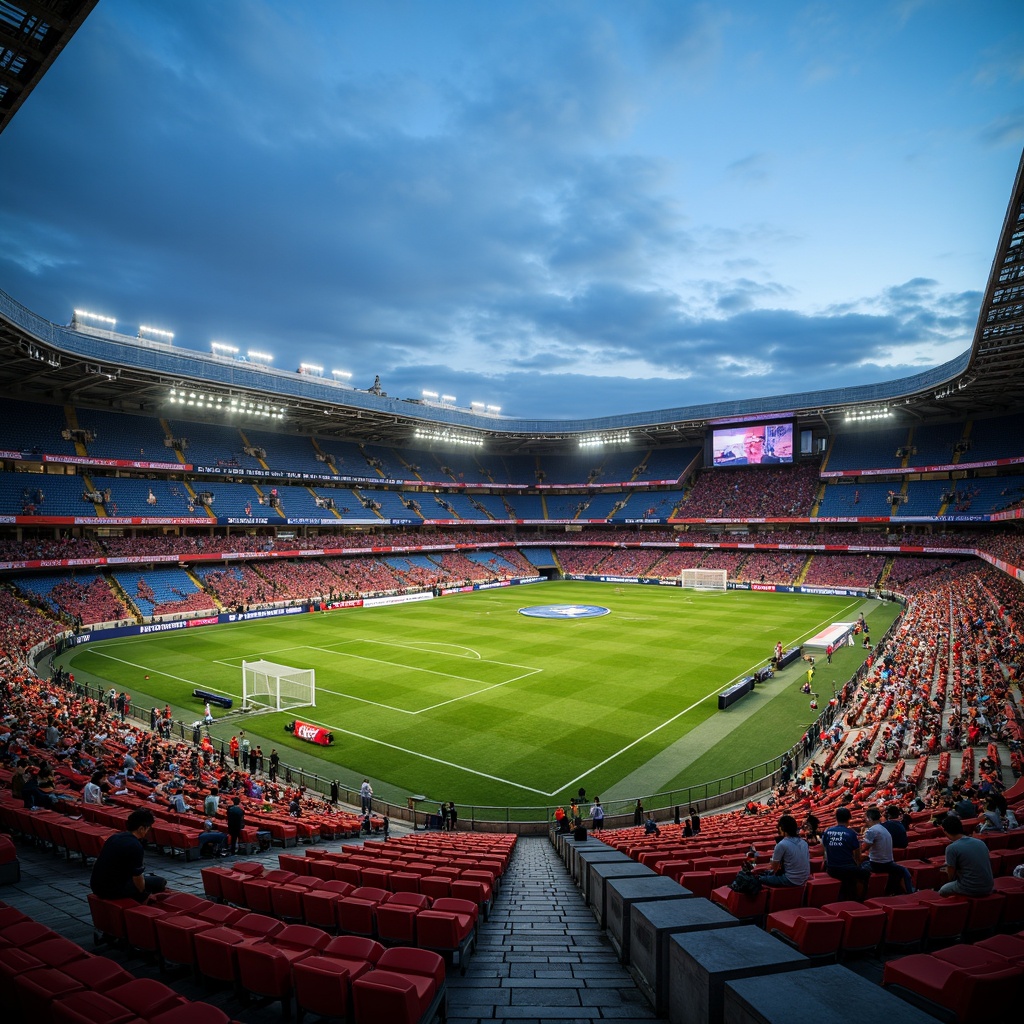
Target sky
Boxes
[1,0,1022,421]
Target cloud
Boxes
[0,0,1011,425]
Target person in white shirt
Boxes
[83,770,106,804]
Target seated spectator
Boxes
[197,820,228,858]
[643,814,660,836]
[822,806,870,900]
[83,770,106,804]
[938,815,994,897]
[976,796,1005,832]
[759,814,810,888]
[168,785,191,814]
[90,808,166,902]
[861,806,914,895]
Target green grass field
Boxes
[58,581,897,814]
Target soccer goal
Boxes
[680,568,728,591]
[242,660,316,711]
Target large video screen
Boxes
[712,421,794,467]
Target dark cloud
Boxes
[0,1,1010,421]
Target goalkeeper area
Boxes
[58,581,897,808]
[242,659,316,712]
[681,568,727,591]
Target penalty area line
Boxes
[79,649,234,698]
[272,713,551,797]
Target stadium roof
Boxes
[0,0,97,135]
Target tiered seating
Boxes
[74,408,172,461]
[0,901,234,1023]
[817,480,898,517]
[827,426,911,471]
[883,943,1023,1022]
[192,837,513,979]
[0,470,96,517]
[164,418,258,471]
[77,892,452,1023]
[110,568,214,618]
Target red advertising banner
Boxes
[291,719,333,746]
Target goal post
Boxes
[242,659,316,711]
[680,568,728,591]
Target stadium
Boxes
[0,4,1023,1023]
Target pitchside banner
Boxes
[292,720,333,746]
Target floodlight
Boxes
[332,369,352,380]
[843,406,891,423]
[73,309,116,327]
[422,389,439,399]
[139,325,174,342]
[211,341,239,355]
[441,394,456,403]
[247,349,273,363]
[578,432,631,448]
[413,427,483,447]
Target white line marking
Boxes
[249,710,551,796]
[549,598,863,796]
[74,595,867,798]
[82,649,233,697]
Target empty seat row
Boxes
[882,938,1024,1023]
[0,902,231,1024]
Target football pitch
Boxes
[60,582,895,813]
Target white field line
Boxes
[209,638,542,715]
[83,649,234,698]
[78,597,863,798]
[236,708,552,796]
[550,597,863,797]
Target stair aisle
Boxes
[446,836,657,1023]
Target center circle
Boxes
[517,604,611,619]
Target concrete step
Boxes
[446,835,657,1023]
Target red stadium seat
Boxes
[14,966,85,1021]
[51,989,144,1024]
[865,895,930,949]
[883,953,1022,1023]
[293,956,355,1022]
[60,954,134,993]
[709,884,767,923]
[375,901,420,945]
[766,907,844,959]
[974,933,1024,965]
[122,904,169,955]
[351,969,437,1024]
[154,913,215,970]
[961,892,1006,936]
[415,908,475,975]
[148,1003,231,1024]
[820,901,886,953]
[302,880,355,932]
[104,978,186,1019]
[762,884,804,915]
[910,891,969,946]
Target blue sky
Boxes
[1,0,1022,420]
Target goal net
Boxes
[680,568,727,591]
[242,660,316,711]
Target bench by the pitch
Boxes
[193,688,232,709]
